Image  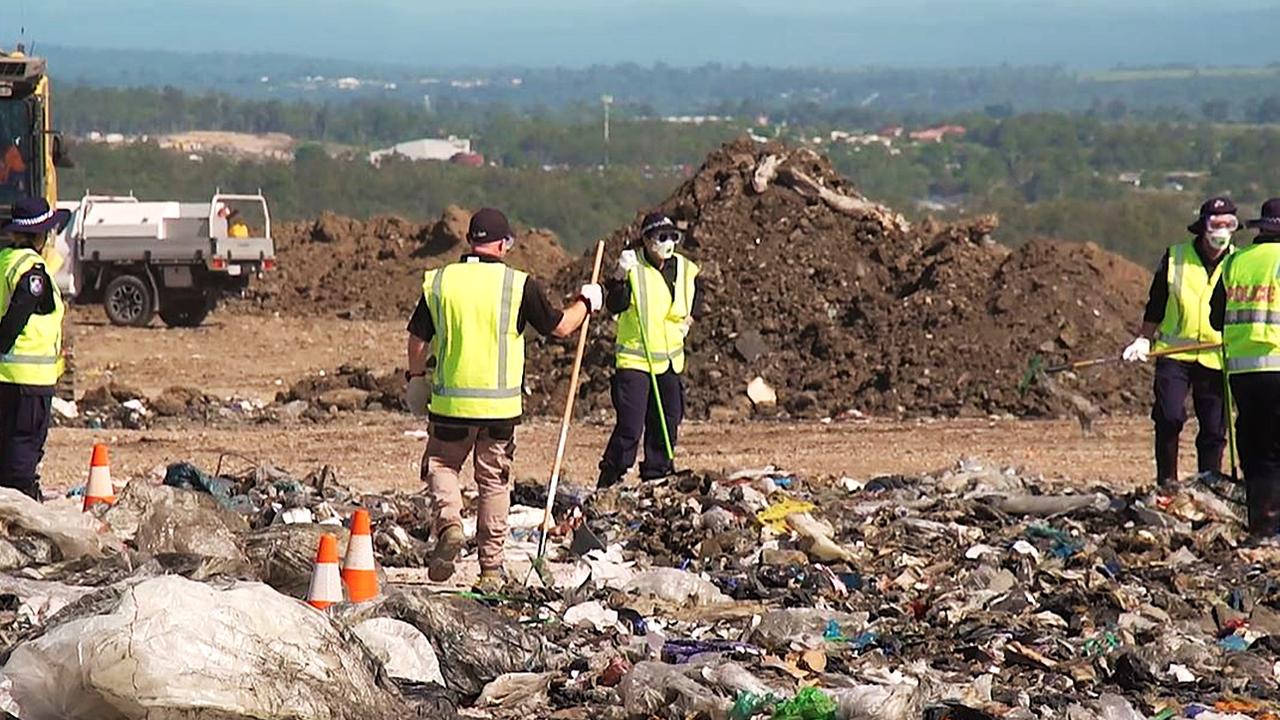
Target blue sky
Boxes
[16,1,1280,68]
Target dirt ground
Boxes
[44,307,1188,495]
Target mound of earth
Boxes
[523,137,1151,420]
[247,206,570,319]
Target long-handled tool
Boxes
[530,240,606,586]
[628,270,675,461]
[1019,341,1222,394]
[1220,342,1240,483]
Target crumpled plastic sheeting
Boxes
[476,672,553,709]
[0,489,121,560]
[342,588,548,697]
[751,608,870,651]
[352,617,445,686]
[1,576,410,720]
[244,523,354,598]
[619,661,731,720]
[624,567,732,606]
[103,483,248,563]
[0,576,96,627]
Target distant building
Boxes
[1117,172,1143,187]
[369,136,474,166]
[909,125,967,143]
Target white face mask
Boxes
[1208,228,1233,249]
[654,239,676,259]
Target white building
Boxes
[368,136,473,166]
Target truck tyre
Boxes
[159,297,211,328]
[103,274,155,327]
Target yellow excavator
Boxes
[1,46,73,397]
[0,45,69,262]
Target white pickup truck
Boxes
[53,192,276,327]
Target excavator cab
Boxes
[0,49,68,226]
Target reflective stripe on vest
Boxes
[1153,242,1228,369]
[423,261,528,418]
[0,247,64,386]
[1221,243,1280,374]
[614,253,698,375]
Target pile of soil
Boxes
[247,206,570,319]
[524,137,1151,420]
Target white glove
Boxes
[678,317,692,339]
[618,249,639,274]
[578,283,603,313]
[405,375,430,416]
[1122,337,1151,363]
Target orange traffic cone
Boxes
[83,444,115,510]
[342,509,379,603]
[307,534,343,609]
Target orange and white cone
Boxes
[307,534,343,609]
[83,444,116,510]
[341,509,379,603]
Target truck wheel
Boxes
[159,297,211,328]
[103,274,155,327]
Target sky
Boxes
[14,0,1280,69]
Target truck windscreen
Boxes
[0,98,36,207]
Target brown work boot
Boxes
[474,568,506,594]
[428,525,465,582]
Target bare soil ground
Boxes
[46,308,1181,495]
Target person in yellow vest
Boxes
[227,209,250,239]
[403,208,602,590]
[1121,196,1237,486]
[597,213,703,489]
[0,198,70,501]
[1210,198,1280,540]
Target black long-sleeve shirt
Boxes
[1143,240,1226,325]
[605,253,706,319]
[1210,235,1280,331]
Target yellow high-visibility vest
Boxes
[0,247,64,386]
[423,259,528,419]
[1222,243,1280,374]
[1153,242,1229,369]
[615,253,698,375]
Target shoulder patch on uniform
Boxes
[27,273,45,297]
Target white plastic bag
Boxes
[0,489,121,560]
[3,576,409,719]
[624,568,731,606]
[352,617,445,686]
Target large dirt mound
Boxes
[248,206,570,319]
[524,137,1150,419]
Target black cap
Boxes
[1188,196,1238,234]
[467,208,512,244]
[1,197,72,235]
[640,212,677,237]
[1246,198,1280,235]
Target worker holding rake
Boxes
[404,208,602,592]
[597,213,703,489]
[1122,197,1237,486]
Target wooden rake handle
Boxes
[536,240,606,560]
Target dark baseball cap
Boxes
[467,208,513,244]
[640,212,677,237]
[1188,196,1238,234]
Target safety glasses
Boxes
[647,230,683,244]
[1206,214,1239,232]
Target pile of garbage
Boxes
[0,448,1275,719]
[244,205,571,320]
[524,137,1151,421]
[56,368,414,429]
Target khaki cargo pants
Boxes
[421,422,516,571]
